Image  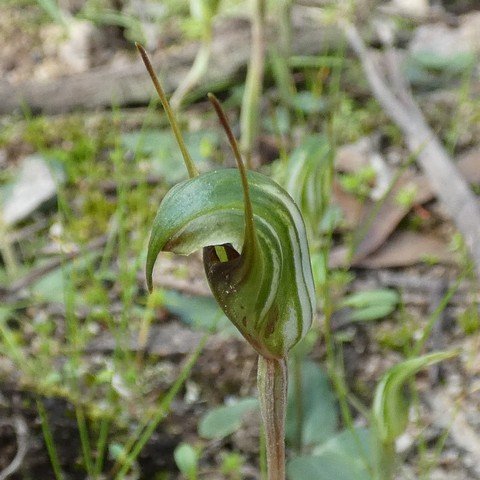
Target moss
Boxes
[375,321,415,352]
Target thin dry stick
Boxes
[1,235,108,299]
[0,416,28,480]
[0,11,344,115]
[342,21,480,281]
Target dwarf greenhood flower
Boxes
[146,167,316,359]
[142,88,315,360]
[138,43,314,480]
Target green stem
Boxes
[240,0,266,168]
[271,0,296,108]
[0,241,18,277]
[113,336,206,478]
[170,36,212,110]
[292,350,304,453]
[278,0,292,60]
[37,399,64,480]
[259,426,268,480]
[75,406,94,477]
[257,356,287,480]
[0,220,19,277]
[374,440,396,480]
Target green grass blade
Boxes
[75,406,95,477]
[36,399,64,480]
[114,336,207,478]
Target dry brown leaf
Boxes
[335,137,372,172]
[332,180,365,229]
[351,170,433,262]
[334,148,479,267]
[354,231,455,269]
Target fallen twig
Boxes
[5,219,49,244]
[0,11,342,114]
[1,235,107,299]
[330,150,480,268]
[342,21,480,280]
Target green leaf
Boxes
[341,289,399,309]
[174,443,199,478]
[287,450,371,480]
[264,106,291,135]
[286,361,337,447]
[341,289,399,322]
[36,0,67,25]
[373,351,457,443]
[146,169,316,358]
[199,398,258,440]
[405,52,475,89]
[0,307,12,323]
[290,92,327,114]
[313,427,372,467]
[409,51,475,74]
[349,304,397,322]
[190,0,220,21]
[108,443,126,462]
[162,290,234,333]
[30,253,99,304]
[31,267,66,304]
[122,129,218,184]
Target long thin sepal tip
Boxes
[207,93,255,238]
[136,43,199,179]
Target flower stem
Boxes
[257,356,287,480]
[374,440,396,480]
[240,0,266,168]
[170,37,212,110]
[292,350,304,453]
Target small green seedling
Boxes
[174,442,201,480]
[221,451,245,480]
[137,43,315,480]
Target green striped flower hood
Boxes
[146,168,315,359]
